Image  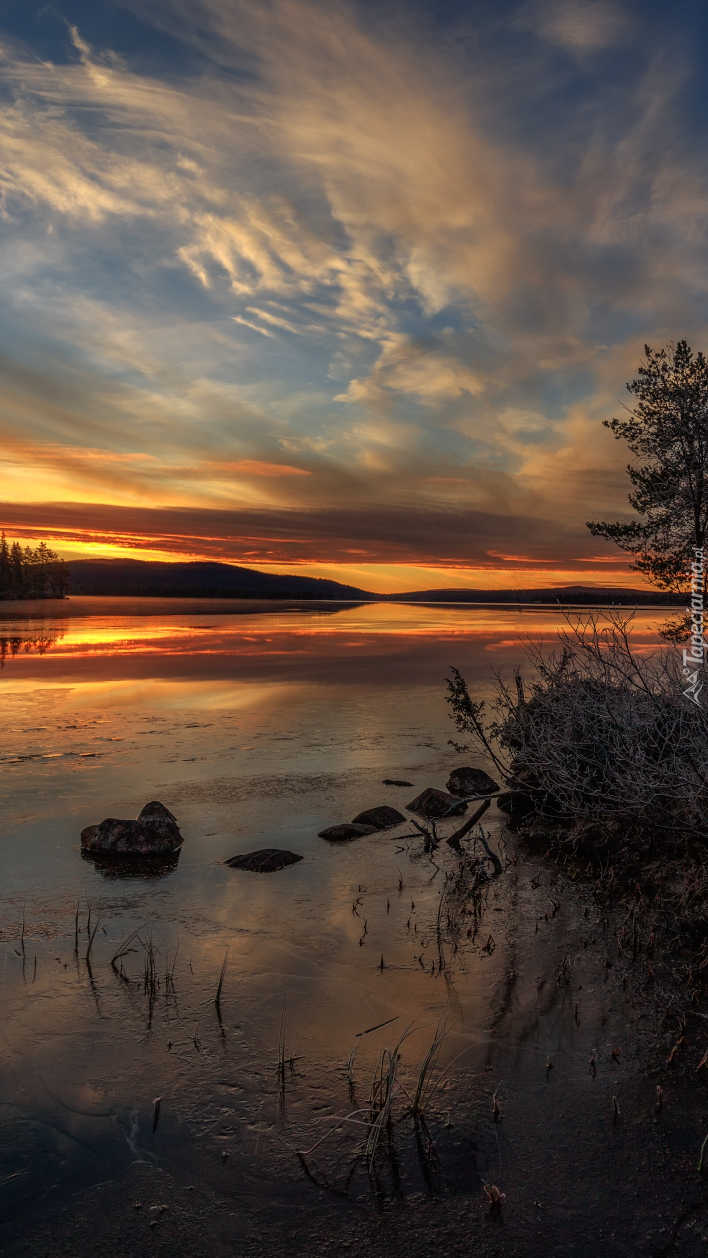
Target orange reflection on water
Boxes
[0,599,670,706]
[0,600,669,657]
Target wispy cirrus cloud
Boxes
[518,0,634,52]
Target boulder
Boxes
[446,766,500,797]
[406,787,467,820]
[318,823,377,842]
[80,801,183,856]
[225,849,302,872]
[382,779,414,786]
[352,806,406,830]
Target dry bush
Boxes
[447,611,708,852]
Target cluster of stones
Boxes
[316,765,499,840]
[79,765,501,874]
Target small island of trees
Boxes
[0,535,69,600]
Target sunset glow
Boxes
[1,1,704,590]
[2,7,706,1238]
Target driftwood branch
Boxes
[446,798,491,852]
[410,818,437,851]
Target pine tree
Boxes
[587,340,708,638]
[0,533,9,598]
[9,542,23,598]
[35,541,50,598]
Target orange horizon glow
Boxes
[0,530,653,594]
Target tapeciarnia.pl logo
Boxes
[683,547,705,706]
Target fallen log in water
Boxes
[445,798,495,859]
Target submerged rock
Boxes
[80,801,183,856]
[225,848,303,872]
[382,779,414,786]
[351,805,406,830]
[406,787,467,819]
[318,822,377,842]
[446,766,500,797]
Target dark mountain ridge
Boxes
[66,559,371,600]
[63,559,684,605]
[389,585,684,605]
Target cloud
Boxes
[335,335,484,406]
[518,0,633,52]
[0,498,621,570]
[0,435,313,509]
[232,316,276,337]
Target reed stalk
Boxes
[277,990,287,1096]
[86,917,102,964]
[347,1017,399,1087]
[215,948,228,1014]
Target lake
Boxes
[1,597,684,1258]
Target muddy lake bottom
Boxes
[1,597,707,1257]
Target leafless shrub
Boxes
[447,611,708,850]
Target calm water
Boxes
[0,598,667,1236]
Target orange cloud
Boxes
[205,460,311,477]
[0,499,646,592]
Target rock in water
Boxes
[352,806,406,830]
[318,823,377,841]
[446,767,500,797]
[382,779,414,786]
[225,849,303,872]
[406,787,467,819]
[138,801,181,836]
[80,801,183,855]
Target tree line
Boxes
[0,536,69,599]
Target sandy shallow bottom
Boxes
[2,599,705,1256]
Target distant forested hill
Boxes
[66,559,374,600]
[64,561,683,604]
[386,585,684,604]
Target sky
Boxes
[1,0,708,594]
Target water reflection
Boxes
[0,598,665,692]
[80,848,182,879]
[0,631,60,666]
[0,597,672,1238]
